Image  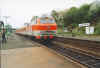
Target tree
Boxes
[5,24,12,35]
[63,4,90,27]
[89,1,100,25]
[77,4,90,23]
[63,7,79,27]
[51,10,60,26]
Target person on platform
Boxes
[2,29,7,43]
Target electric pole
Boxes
[3,16,10,25]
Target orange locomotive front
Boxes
[16,15,57,40]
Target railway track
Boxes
[54,36,100,58]
[55,36,100,45]
[42,37,100,68]
[17,34,100,68]
[44,42,100,68]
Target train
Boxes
[16,15,57,41]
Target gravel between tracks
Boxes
[55,37,100,58]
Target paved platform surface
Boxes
[0,34,82,68]
[57,34,100,42]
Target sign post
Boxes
[79,23,94,34]
[86,26,94,34]
[79,23,90,27]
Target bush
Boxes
[72,27,85,35]
[94,23,100,35]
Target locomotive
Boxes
[16,15,57,40]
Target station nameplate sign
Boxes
[79,23,90,27]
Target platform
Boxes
[0,34,82,68]
[57,34,100,42]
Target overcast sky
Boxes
[0,0,95,28]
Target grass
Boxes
[57,27,100,38]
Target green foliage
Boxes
[5,24,12,35]
[88,5,100,24]
[51,1,100,35]
[94,23,100,34]
[63,7,78,25]
[51,10,59,25]
[63,4,90,27]
[71,27,85,35]
[57,27,63,34]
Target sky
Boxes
[0,0,95,28]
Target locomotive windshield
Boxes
[40,18,55,24]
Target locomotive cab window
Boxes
[40,18,55,24]
[48,19,55,23]
[40,18,47,24]
[40,19,47,24]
